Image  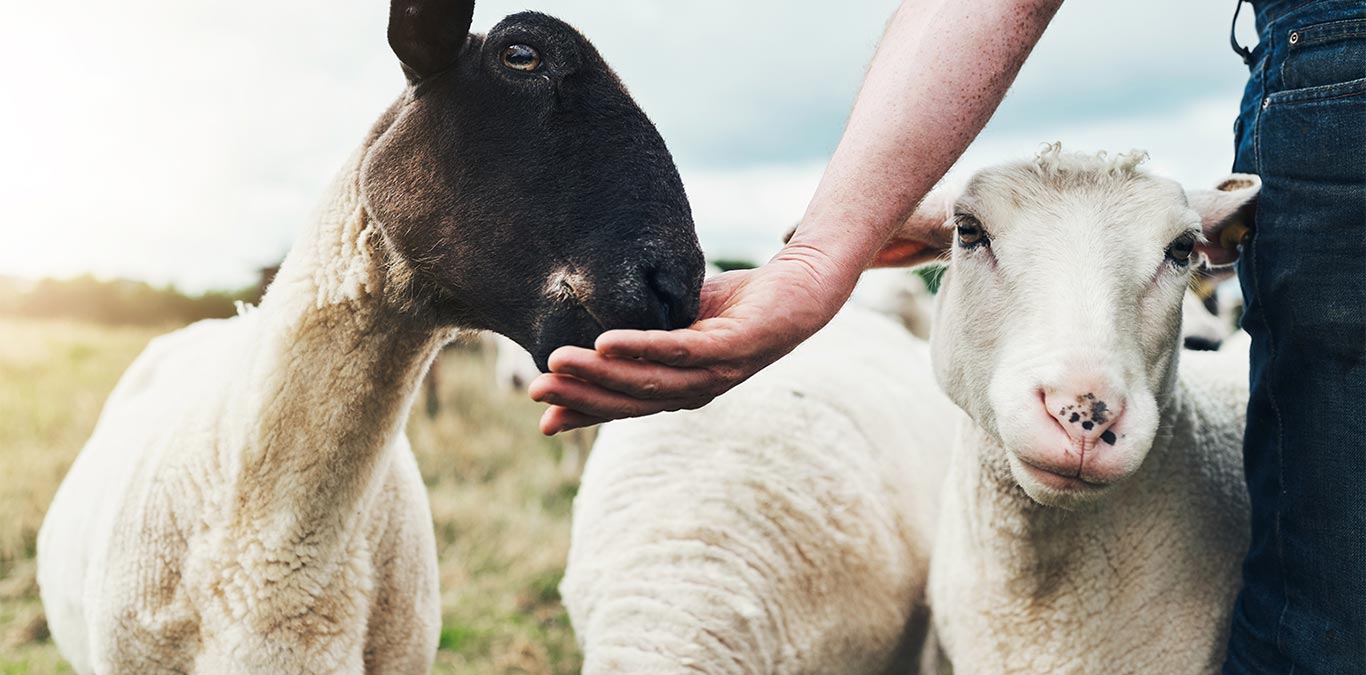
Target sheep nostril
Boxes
[1040,389,1069,437]
[646,267,698,330]
[1042,387,1126,445]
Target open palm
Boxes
[529,252,853,434]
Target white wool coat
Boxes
[561,307,963,674]
[928,343,1251,674]
[37,150,442,675]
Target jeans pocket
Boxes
[1278,18,1366,95]
[1266,74,1366,106]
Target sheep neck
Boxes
[234,144,450,546]
[949,386,1192,589]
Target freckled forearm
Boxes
[788,0,1062,292]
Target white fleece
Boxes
[855,268,935,340]
[561,306,963,674]
[37,147,443,675]
[909,153,1258,674]
[928,342,1250,674]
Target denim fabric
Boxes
[1226,1,1366,673]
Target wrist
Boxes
[770,232,865,318]
[782,212,892,277]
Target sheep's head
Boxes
[875,147,1258,507]
[360,0,705,369]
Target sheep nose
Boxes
[1043,386,1125,448]
[645,264,700,331]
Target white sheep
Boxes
[1180,268,1243,352]
[560,304,963,674]
[35,3,705,673]
[489,332,545,393]
[38,151,449,675]
[872,147,1259,673]
[853,220,1231,349]
[853,268,937,340]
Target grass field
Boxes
[0,317,588,674]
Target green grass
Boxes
[0,318,588,674]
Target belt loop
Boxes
[1231,0,1255,65]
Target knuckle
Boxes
[634,378,663,398]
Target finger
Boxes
[539,405,607,436]
[593,328,723,366]
[528,373,710,421]
[544,344,598,368]
[548,348,723,400]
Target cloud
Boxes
[682,93,1245,265]
[0,0,1255,290]
[0,1,397,289]
[473,0,1252,167]
[988,1,1250,134]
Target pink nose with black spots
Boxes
[1045,390,1124,448]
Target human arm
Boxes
[531,0,1064,434]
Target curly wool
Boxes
[1033,142,1150,178]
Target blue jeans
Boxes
[1226,1,1366,673]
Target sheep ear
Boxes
[1186,174,1259,268]
[870,192,955,268]
[389,0,475,81]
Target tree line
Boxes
[0,274,265,326]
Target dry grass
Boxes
[0,318,587,674]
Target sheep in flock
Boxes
[872,146,1258,673]
[486,331,593,478]
[832,211,1237,350]
[562,147,1259,675]
[856,267,1239,349]
[559,303,963,674]
[488,332,547,393]
[1180,267,1242,352]
[853,268,937,340]
[35,1,705,673]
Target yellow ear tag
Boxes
[1220,221,1252,250]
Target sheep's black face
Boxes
[362,2,705,369]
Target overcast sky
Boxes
[0,1,1256,290]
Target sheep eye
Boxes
[955,214,988,248]
[1165,233,1197,266]
[501,44,541,72]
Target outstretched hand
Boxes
[529,249,856,435]
[527,0,1060,436]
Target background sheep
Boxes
[485,332,594,479]
[489,333,547,394]
[873,147,1259,673]
[852,269,937,340]
[560,305,962,674]
[1180,267,1242,352]
[35,2,705,673]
